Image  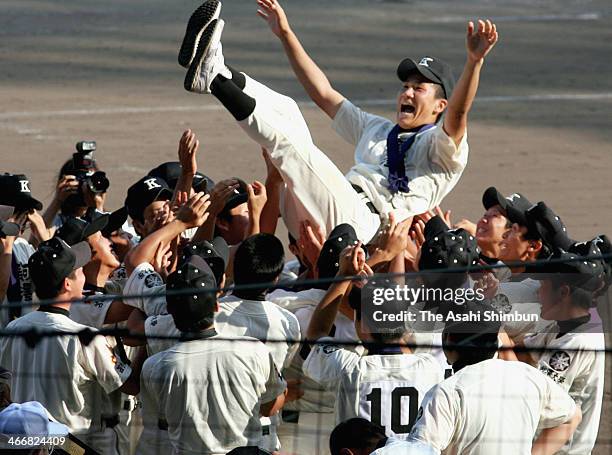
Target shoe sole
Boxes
[184,18,222,93]
[178,0,221,68]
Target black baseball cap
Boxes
[55,214,108,246]
[124,176,173,223]
[181,237,229,285]
[316,223,360,280]
[0,220,19,238]
[83,207,128,237]
[29,238,91,293]
[419,216,480,271]
[397,56,455,99]
[482,187,533,227]
[220,178,249,215]
[539,241,605,293]
[166,256,217,332]
[524,202,574,251]
[0,174,43,212]
[148,162,215,194]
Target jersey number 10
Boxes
[365,386,419,434]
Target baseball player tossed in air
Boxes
[179,0,498,242]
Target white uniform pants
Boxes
[237,75,381,242]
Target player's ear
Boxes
[559,284,571,300]
[338,449,354,455]
[433,97,448,115]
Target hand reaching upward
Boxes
[466,19,499,63]
[256,0,290,38]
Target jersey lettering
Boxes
[362,382,419,435]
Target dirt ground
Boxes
[1,0,611,451]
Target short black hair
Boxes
[549,276,594,309]
[330,418,386,455]
[233,234,285,287]
[34,269,77,300]
[442,331,499,365]
[433,82,445,100]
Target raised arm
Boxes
[257,0,345,119]
[444,19,498,146]
[172,129,199,205]
[125,193,210,275]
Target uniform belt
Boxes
[158,419,168,431]
[351,184,378,215]
[103,415,119,429]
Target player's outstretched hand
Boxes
[466,19,498,63]
[298,220,325,270]
[176,192,211,229]
[256,0,290,38]
[247,180,268,216]
[338,241,366,277]
[178,129,199,176]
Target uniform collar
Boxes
[366,344,404,356]
[232,290,267,301]
[180,327,218,342]
[556,314,591,339]
[37,305,70,318]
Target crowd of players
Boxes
[0,0,610,454]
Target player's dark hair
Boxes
[433,83,445,100]
[443,331,498,367]
[329,418,387,455]
[34,270,78,300]
[233,234,285,288]
[549,276,594,310]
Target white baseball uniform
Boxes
[493,278,545,341]
[408,358,577,455]
[215,294,300,451]
[139,335,286,455]
[0,309,132,437]
[237,75,468,241]
[524,323,605,454]
[216,294,301,370]
[304,337,443,438]
[123,263,167,316]
[274,297,361,455]
[1,237,37,327]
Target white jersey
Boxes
[334,99,468,221]
[267,287,327,313]
[140,335,286,455]
[123,262,167,316]
[216,294,301,370]
[69,297,113,329]
[493,278,544,341]
[0,309,131,434]
[304,337,443,437]
[408,358,577,455]
[285,300,361,413]
[524,324,605,454]
[1,237,37,326]
[144,313,180,355]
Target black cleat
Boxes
[178,0,222,68]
